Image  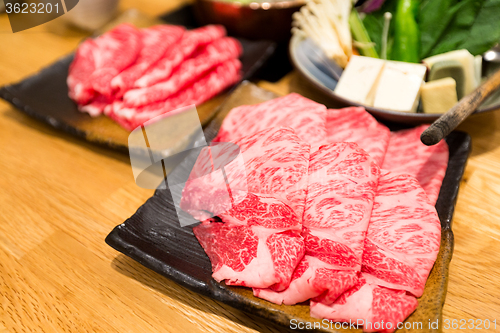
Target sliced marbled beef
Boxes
[362,170,441,296]
[326,107,390,167]
[254,142,379,305]
[181,126,310,223]
[134,25,226,88]
[110,25,185,97]
[310,275,418,333]
[213,94,328,150]
[193,195,305,290]
[382,125,449,205]
[183,127,310,289]
[106,59,241,131]
[68,24,141,108]
[67,39,97,106]
[67,24,141,104]
[123,37,242,107]
[309,170,440,332]
[78,94,114,117]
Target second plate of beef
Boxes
[0,24,276,153]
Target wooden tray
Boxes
[106,82,471,332]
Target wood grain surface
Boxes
[1,1,500,333]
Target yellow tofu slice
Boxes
[421,77,458,114]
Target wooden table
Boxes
[1,1,500,332]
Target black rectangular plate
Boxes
[105,82,471,333]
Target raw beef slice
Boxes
[124,37,242,107]
[181,126,310,222]
[310,170,440,333]
[134,25,226,88]
[78,94,114,117]
[68,24,141,107]
[193,195,305,290]
[106,58,242,131]
[362,170,441,297]
[67,39,97,105]
[110,25,185,97]
[178,143,246,222]
[382,125,449,205]
[214,93,328,150]
[184,127,311,289]
[326,107,391,167]
[310,276,418,333]
[254,142,380,305]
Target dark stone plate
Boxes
[0,33,276,153]
[106,82,471,333]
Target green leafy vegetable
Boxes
[426,0,485,57]
[457,0,500,55]
[361,0,500,61]
[419,0,466,58]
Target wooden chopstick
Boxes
[421,68,500,146]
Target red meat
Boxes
[310,276,418,333]
[67,39,97,105]
[309,170,440,333]
[67,24,141,106]
[110,25,185,97]
[106,58,242,131]
[254,142,379,305]
[181,126,310,224]
[134,25,227,88]
[123,37,242,107]
[382,125,449,205]
[184,127,311,289]
[362,170,441,297]
[326,107,391,167]
[213,94,328,150]
[194,198,305,290]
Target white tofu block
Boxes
[334,55,386,106]
[423,49,476,95]
[373,61,427,113]
[421,77,458,114]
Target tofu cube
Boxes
[421,77,458,114]
[373,61,427,113]
[334,55,386,106]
